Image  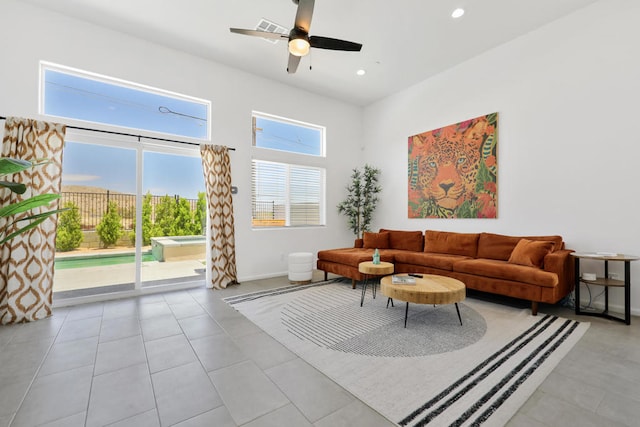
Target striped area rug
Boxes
[225,280,588,426]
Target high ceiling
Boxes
[23,0,600,106]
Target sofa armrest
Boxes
[354,238,364,248]
[544,249,575,292]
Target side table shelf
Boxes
[571,252,639,325]
[580,277,625,287]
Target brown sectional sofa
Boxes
[317,229,575,315]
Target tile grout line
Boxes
[83,304,105,427]
[137,302,163,427]
[155,290,227,425]
[192,289,301,426]
[9,308,72,427]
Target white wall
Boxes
[363,0,640,313]
[0,0,363,282]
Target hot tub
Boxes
[151,235,206,262]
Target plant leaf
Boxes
[1,208,69,244]
[0,158,32,175]
[0,194,60,218]
[8,207,69,225]
[0,217,48,244]
[0,180,27,194]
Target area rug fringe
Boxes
[225,281,588,426]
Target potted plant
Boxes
[0,157,65,244]
[337,164,381,239]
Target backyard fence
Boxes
[61,191,198,231]
[250,201,320,227]
[252,201,279,220]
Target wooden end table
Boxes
[571,252,639,325]
[380,274,465,328]
[358,261,394,307]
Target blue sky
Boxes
[61,142,204,199]
[46,67,321,200]
[255,116,322,156]
[46,69,207,199]
[45,69,208,139]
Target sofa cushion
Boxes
[379,229,424,252]
[394,251,471,271]
[453,258,558,287]
[363,232,390,249]
[424,230,480,257]
[477,233,564,261]
[508,239,555,268]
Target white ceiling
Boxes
[23,0,600,106]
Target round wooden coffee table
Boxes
[358,261,394,307]
[380,274,466,328]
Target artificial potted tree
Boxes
[337,164,381,240]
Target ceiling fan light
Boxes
[289,37,310,56]
[451,8,465,18]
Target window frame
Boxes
[251,111,327,229]
[39,62,209,301]
[252,111,326,157]
[39,61,211,141]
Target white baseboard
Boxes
[53,280,204,308]
[237,271,289,283]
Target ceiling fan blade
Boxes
[309,36,362,51]
[287,53,301,74]
[230,28,287,40]
[294,0,315,32]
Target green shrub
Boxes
[130,192,154,246]
[152,195,176,237]
[96,201,123,247]
[194,192,206,235]
[173,197,196,236]
[55,201,83,251]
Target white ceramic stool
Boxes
[288,252,313,284]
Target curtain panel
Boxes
[200,144,237,289]
[0,117,65,324]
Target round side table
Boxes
[381,274,465,328]
[358,261,394,307]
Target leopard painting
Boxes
[408,113,497,218]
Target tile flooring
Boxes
[0,273,639,426]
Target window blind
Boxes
[251,160,323,227]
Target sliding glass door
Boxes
[140,151,205,289]
[42,62,211,301]
[53,135,205,300]
[53,140,137,298]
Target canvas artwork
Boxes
[408,113,498,218]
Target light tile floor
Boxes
[0,273,639,426]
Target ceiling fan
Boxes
[230,0,363,74]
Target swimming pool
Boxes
[55,252,156,270]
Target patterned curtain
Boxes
[0,117,65,324]
[200,144,237,289]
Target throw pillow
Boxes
[363,232,390,249]
[379,229,424,251]
[508,239,555,268]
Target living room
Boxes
[1,0,639,426]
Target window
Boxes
[41,62,210,139]
[253,114,323,156]
[251,112,325,227]
[41,62,209,298]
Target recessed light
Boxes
[356,69,366,76]
[451,8,465,18]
